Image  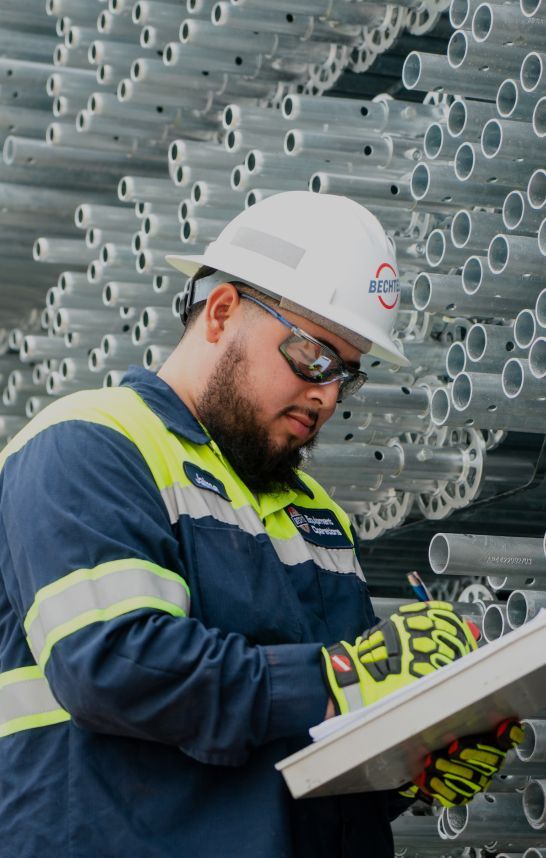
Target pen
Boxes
[406,570,481,642]
[407,570,433,602]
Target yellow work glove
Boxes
[321,601,477,715]
[399,718,524,807]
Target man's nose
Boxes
[305,379,341,411]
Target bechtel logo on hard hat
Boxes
[368,262,400,310]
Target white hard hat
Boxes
[166,190,408,366]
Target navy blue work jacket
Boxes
[0,367,408,857]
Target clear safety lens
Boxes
[280,333,367,400]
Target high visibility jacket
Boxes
[0,366,407,858]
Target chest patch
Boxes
[183,461,230,501]
[285,504,352,549]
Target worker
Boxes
[0,192,522,857]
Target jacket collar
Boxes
[120,366,209,444]
[120,366,314,501]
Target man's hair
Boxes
[182,265,278,333]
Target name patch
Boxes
[285,504,352,549]
[183,462,230,501]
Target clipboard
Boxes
[276,611,546,799]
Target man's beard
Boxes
[195,338,318,494]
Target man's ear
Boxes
[204,283,241,343]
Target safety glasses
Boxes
[240,293,367,401]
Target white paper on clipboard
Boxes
[276,611,546,799]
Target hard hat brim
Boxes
[166,253,207,277]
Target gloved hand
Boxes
[399,718,525,807]
[321,601,477,716]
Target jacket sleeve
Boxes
[0,419,328,766]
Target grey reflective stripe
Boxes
[1,675,64,724]
[271,535,365,580]
[26,567,190,665]
[231,226,306,269]
[162,482,263,536]
[344,682,365,712]
[162,482,365,579]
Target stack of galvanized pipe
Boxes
[0,1,544,854]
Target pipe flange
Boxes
[401,423,448,446]
[351,501,387,541]
[416,427,484,519]
[351,490,413,541]
[458,583,494,602]
[480,428,507,451]
[406,3,441,37]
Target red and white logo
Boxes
[331,654,352,673]
[368,262,400,310]
[287,505,310,533]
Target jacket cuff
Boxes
[262,642,329,742]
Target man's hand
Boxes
[399,719,525,807]
[321,601,477,715]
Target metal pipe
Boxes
[527,169,546,210]
[502,356,546,401]
[403,50,502,98]
[482,118,544,163]
[503,190,545,234]
[424,229,464,270]
[487,234,544,277]
[312,172,415,209]
[445,792,541,843]
[482,602,509,641]
[533,97,546,138]
[455,143,525,191]
[281,93,387,130]
[411,161,509,209]
[311,443,402,477]
[496,78,539,121]
[75,203,134,230]
[285,128,420,171]
[451,209,505,252]
[412,271,507,318]
[514,310,538,349]
[466,323,520,363]
[536,290,546,328]
[472,2,546,48]
[429,532,546,577]
[53,308,121,335]
[423,123,459,162]
[33,238,94,266]
[353,383,429,416]
[507,589,546,628]
[19,335,67,363]
[529,338,546,379]
[523,780,546,830]
[447,98,499,140]
[520,51,546,93]
[143,344,172,370]
[516,719,546,763]
[118,176,182,204]
[448,29,526,76]
[462,255,543,309]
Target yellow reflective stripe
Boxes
[0,387,175,490]
[24,559,190,670]
[0,666,70,738]
[1,710,71,738]
[0,665,43,687]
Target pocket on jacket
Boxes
[189,521,303,645]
